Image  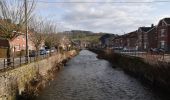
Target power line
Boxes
[28,0,170,4]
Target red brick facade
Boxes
[112,18,170,52]
[10,34,35,52]
[126,31,138,50]
[0,34,35,53]
[147,27,157,49]
[157,18,170,51]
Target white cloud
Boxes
[34,0,170,34]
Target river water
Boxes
[36,50,167,100]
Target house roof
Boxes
[127,31,137,38]
[139,27,152,32]
[99,34,116,41]
[146,26,156,33]
[163,18,170,25]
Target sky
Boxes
[34,0,170,34]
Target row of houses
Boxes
[112,17,170,52]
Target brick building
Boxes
[147,26,157,49]
[157,18,170,51]
[126,31,138,50]
[0,33,35,52]
[112,36,123,48]
[10,34,35,52]
[137,26,152,51]
[111,17,170,52]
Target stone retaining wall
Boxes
[90,48,170,93]
[0,50,77,100]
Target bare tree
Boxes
[0,0,36,38]
[43,21,60,54]
[29,17,46,57]
[0,0,36,65]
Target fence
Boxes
[0,52,57,72]
[117,50,169,65]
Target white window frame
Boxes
[160,29,166,37]
[144,42,147,49]
[15,45,20,51]
[160,41,165,48]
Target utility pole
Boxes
[25,0,29,63]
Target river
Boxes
[36,50,167,100]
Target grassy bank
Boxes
[90,48,170,92]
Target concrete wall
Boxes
[0,50,77,100]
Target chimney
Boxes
[151,24,154,28]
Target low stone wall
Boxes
[90,48,170,93]
[0,50,77,100]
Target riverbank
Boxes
[36,50,166,100]
[0,50,78,100]
[19,50,78,100]
[89,48,170,93]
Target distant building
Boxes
[99,34,116,47]
[110,17,170,52]
[59,36,71,50]
[147,26,157,49]
[137,26,152,51]
[126,31,138,50]
[157,18,170,51]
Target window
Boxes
[160,41,165,48]
[160,29,166,37]
[15,45,20,51]
[17,37,20,40]
[23,36,25,40]
[144,42,147,49]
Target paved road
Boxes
[36,50,168,100]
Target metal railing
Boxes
[117,50,168,65]
[89,47,168,64]
[0,52,56,72]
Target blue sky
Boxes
[34,0,170,34]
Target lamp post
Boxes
[25,0,29,63]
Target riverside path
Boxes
[36,50,168,100]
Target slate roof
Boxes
[139,27,152,32]
[147,26,156,33]
[163,18,170,25]
[127,31,137,38]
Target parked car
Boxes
[50,49,55,53]
[50,47,56,53]
[40,49,47,55]
[46,49,50,54]
[158,48,165,52]
[150,48,165,54]
[29,50,37,57]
